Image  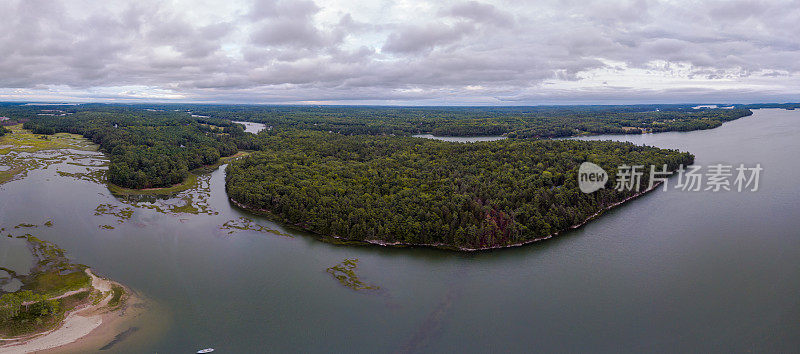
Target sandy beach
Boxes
[0,269,149,353]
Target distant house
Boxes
[0,117,9,121]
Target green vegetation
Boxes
[0,291,62,337]
[0,236,91,338]
[0,124,98,154]
[22,236,91,297]
[227,131,693,249]
[107,285,125,309]
[115,173,218,215]
[19,106,243,189]
[170,104,753,138]
[326,258,378,291]
[106,172,198,196]
[14,223,37,229]
[0,124,99,185]
[56,168,107,184]
[219,217,292,237]
[94,203,135,223]
[1,102,775,249]
[6,103,754,192]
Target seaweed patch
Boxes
[219,217,292,237]
[94,204,134,223]
[326,258,379,291]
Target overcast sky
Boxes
[1,0,799,105]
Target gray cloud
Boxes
[382,22,474,54]
[1,0,799,104]
[443,1,514,27]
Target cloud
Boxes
[0,0,799,104]
[382,22,474,54]
[443,1,514,27]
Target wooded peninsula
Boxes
[2,102,766,249]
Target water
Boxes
[232,121,267,134]
[0,109,798,352]
[412,134,507,143]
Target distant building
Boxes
[0,117,9,121]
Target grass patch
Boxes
[23,270,90,299]
[107,172,198,196]
[0,236,94,338]
[94,203,134,223]
[107,285,125,309]
[0,125,97,154]
[0,124,100,185]
[219,217,292,237]
[57,168,107,184]
[326,258,379,291]
[115,173,218,216]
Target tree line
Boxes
[20,106,247,189]
[226,130,693,249]
[143,104,753,138]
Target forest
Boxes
[225,131,693,249]
[0,102,776,247]
[1,102,751,195]
[18,105,247,189]
[144,104,753,138]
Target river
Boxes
[0,109,798,352]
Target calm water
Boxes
[0,109,798,352]
[412,134,507,143]
[232,121,267,134]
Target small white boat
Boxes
[197,349,214,353]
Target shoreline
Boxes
[107,150,250,196]
[228,181,663,252]
[0,269,146,354]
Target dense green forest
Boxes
[3,102,793,247]
[143,104,753,138]
[3,102,755,191]
[18,106,247,189]
[225,131,693,249]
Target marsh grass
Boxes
[0,124,100,185]
[326,258,379,291]
[0,236,93,338]
[219,216,292,237]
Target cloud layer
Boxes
[1,0,799,104]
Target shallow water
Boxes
[0,109,798,352]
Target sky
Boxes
[1,0,799,105]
